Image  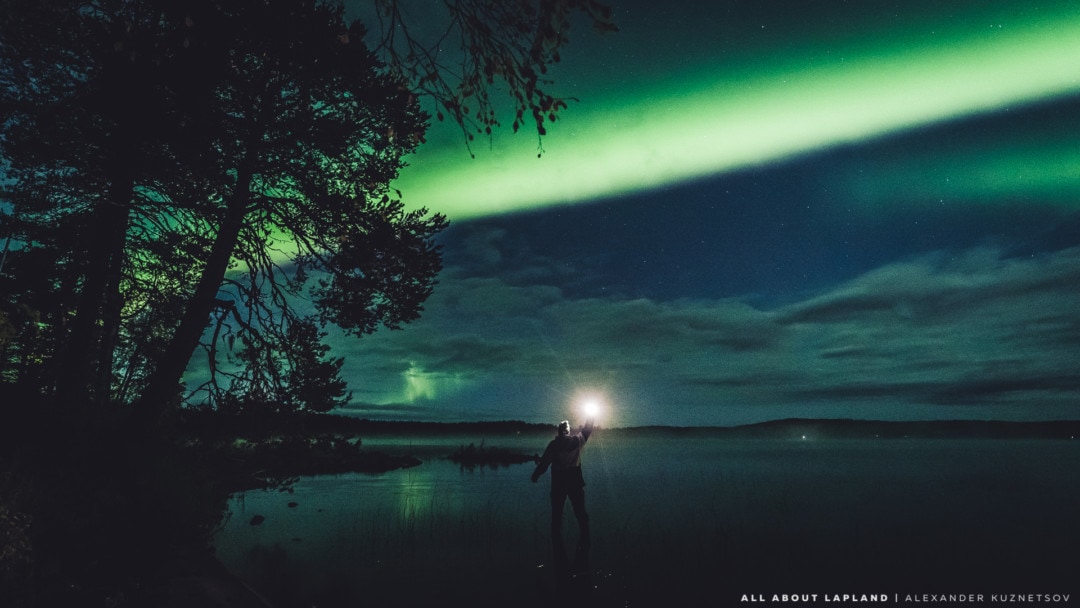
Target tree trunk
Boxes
[137,167,253,417]
[53,160,133,410]
[52,45,138,412]
[94,224,127,403]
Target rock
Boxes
[249,515,265,525]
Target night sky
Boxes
[324,0,1080,426]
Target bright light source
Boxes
[583,399,601,418]
[572,390,608,423]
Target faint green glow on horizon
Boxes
[393,9,1080,220]
[402,364,437,402]
[400,364,467,404]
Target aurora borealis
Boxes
[391,0,1080,217]
[326,0,1080,426]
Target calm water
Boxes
[213,432,1080,607]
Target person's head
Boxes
[557,420,571,436]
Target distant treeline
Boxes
[178,410,1080,441]
[178,409,553,439]
[615,418,1080,440]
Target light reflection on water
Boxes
[213,434,1080,607]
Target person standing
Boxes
[532,417,595,564]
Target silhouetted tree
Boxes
[0,0,218,409]
[1,0,615,418]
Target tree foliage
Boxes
[369,0,617,151]
[0,0,614,418]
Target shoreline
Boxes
[180,410,1080,441]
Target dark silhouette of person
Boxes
[531,417,595,573]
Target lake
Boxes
[213,431,1080,607]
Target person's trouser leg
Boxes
[550,486,567,539]
[550,488,569,570]
[566,485,590,546]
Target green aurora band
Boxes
[392,3,1080,220]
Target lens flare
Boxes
[583,398,601,418]
[576,391,607,421]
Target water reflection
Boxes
[214,435,1080,607]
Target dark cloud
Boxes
[777,246,1080,326]
[766,246,1080,411]
[441,222,609,292]
[333,242,1080,424]
[787,374,1080,407]
[928,374,1080,406]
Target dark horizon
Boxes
[186,408,1080,438]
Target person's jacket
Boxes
[532,419,594,482]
